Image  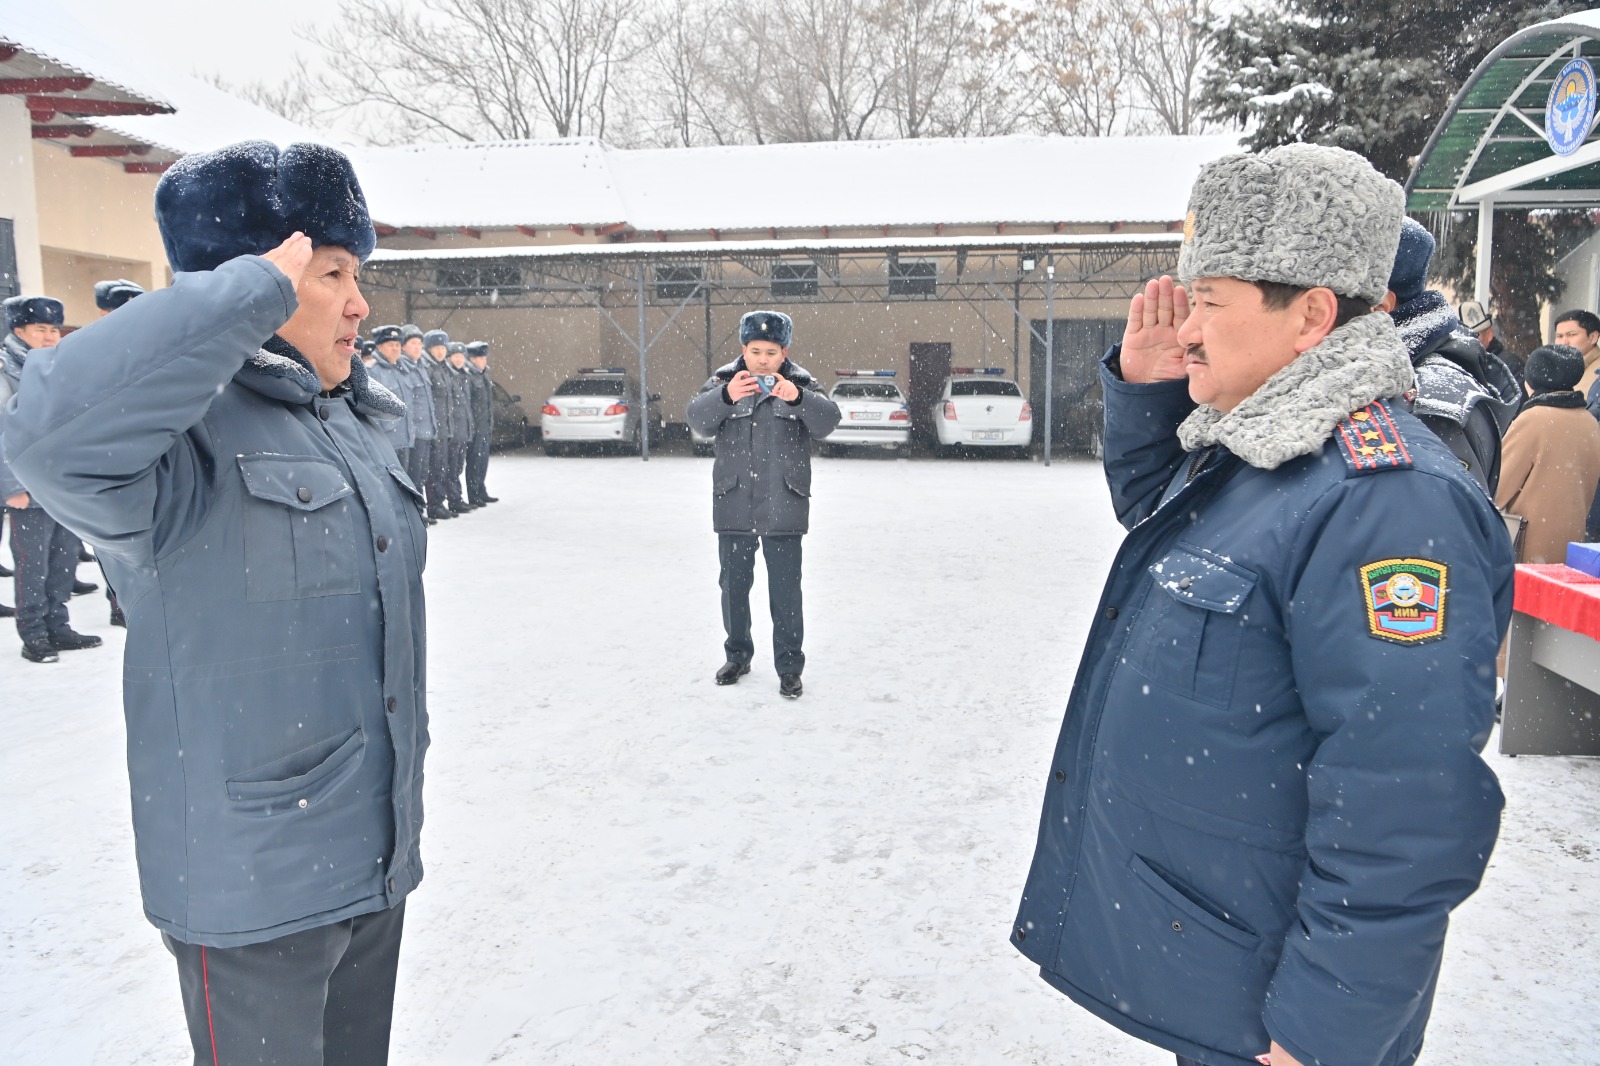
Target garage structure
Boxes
[356,135,1237,458]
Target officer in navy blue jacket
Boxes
[1011,145,1510,1066]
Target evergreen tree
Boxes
[1197,0,1590,355]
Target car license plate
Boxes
[851,411,883,420]
[972,431,1003,441]
[570,407,599,416]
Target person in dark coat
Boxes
[0,294,100,661]
[397,325,439,523]
[1381,218,1518,493]
[3,141,428,1066]
[420,328,457,520]
[685,311,840,699]
[443,340,475,512]
[1011,145,1509,1066]
[1496,346,1600,562]
[465,341,498,505]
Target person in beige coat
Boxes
[1495,345,1600,563]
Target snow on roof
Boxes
[366,230,1184,264]
[85,74,343,157]
[362,134,1242,233]
[358,140,627,230]
[0,0,173,110]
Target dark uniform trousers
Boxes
[447,441,469,509]
[165,902,406,1066]
[426,435,451,512]
[407,438,432,509]
[9,506,78,644]
[719,533,804,675]
[466,433,491,504]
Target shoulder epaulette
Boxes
[1334,400,1414,476]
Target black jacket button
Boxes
[319,407,331,421]
[1053,770,1065,783]
[296,487,312,503]
[386,697,397,713]
[1014,926,1027,942]
[1104,606,1118,620]
[387,877,397,893]
[376,536,389,552]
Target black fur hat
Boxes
[94,278,145,311]
[154,140,375,273]
[739,310,793,348]
[4,295,65,330]
[1526,344,1586,393]
[371,324,402,345]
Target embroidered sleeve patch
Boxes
[1359,558,1448,643]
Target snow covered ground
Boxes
[2,452,1596,1065]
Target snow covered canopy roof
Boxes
[1409,8,1600,210]
[360,135,1241,233]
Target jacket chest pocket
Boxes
[238,454,360,602]
[1128,545,1257,708]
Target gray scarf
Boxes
[1176,312,1417,470]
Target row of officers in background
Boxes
[360,324,498,523]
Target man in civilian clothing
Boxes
[685,311,840,699]
[1553,308,1600,398]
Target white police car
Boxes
[823,370,910,455]
[932,368,1032,456]
[540,369,663,456]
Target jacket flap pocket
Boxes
[227,729,365,808]
[1128,854,1259,950]
[713,471,740,495]
[1148,545,1256,614]
[387,463,425,503]
[783,470,811,497]
[238,454,354,511]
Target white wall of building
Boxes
[0,95,46,296]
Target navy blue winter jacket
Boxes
[1013,331,1510,1066]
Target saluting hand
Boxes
[1120,275,1191,384]
[261,232,314,289]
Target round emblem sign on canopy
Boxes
[1546,57,1597,157]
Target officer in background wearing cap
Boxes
[0,295,101,661]
[1380,218,1519,494]
[686,310,840,700]
[420,328,458,520]
[3,140,428,1064]
[366,324,415,473]
[393,325,438,524]
[465,341,498,506]
[1460,298,1525,392]
[1011,145,1510,1066]
[443,340,476,513]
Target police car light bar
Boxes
[834,369,897,377]
[578,368,627,375]
[950,367,1006,376]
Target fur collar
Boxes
[1176,312,1417,470]
[1519,390,1588,413]
[235,335,405,421]
[1390,290,1461,363]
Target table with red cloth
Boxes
[1502,564,1600,756]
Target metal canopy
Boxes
[1406,9,1600,303]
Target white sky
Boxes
[59,0,336,85]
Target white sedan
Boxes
[823,370,910,454]
[933,369,1032,456]
[540,369,663,455]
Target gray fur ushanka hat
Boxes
[1178,144,1405,306]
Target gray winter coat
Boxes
[402,356,438,440]
[367,355,415,450]
[0,332,40,507]
[445,363,474,442]
[2,256,430,948]
[424,358,454,441]
[686,358,840,535]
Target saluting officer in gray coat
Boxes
[3,141,429,1066]
[1,295,101,662]
[686,311,840,699]
[400,324,440,520]
[465,341,498,506]
[366,324,414,469]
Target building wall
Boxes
[0,96,46,296]
[33,143,167,325]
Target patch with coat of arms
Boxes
[1359,558,1448,644]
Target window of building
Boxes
[655,265,703,301]
[888,257,937,297]
[772,261,818,298]
[435,264,522,295]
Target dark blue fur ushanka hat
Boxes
[740,310,793,348]
[4,295,65,330]
[94,278,144,311]
[155,140,376,273]
[371,324,402,345]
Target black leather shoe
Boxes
[49,629,102,651]
[483,496,499,504]
[0,602,13,618]
[21,640,59,663]
[779,674,803,699]
[426,507,451,521]
[110,606,126,627]
[0,562,12,577]
[78,547,96,563]
[73,579,100,596]
[714,661,751,685]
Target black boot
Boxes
[714,661,751,686]
[779,674,803,699]
[0,602,13,618]
[73,578,100,596]
[483,495,499,503]
[0,562,12,578]
[21,640,59,663]
[78,546,96,563]
[110,606,126,627]
[49,629,103,651]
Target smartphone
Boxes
[758,374,777,394]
